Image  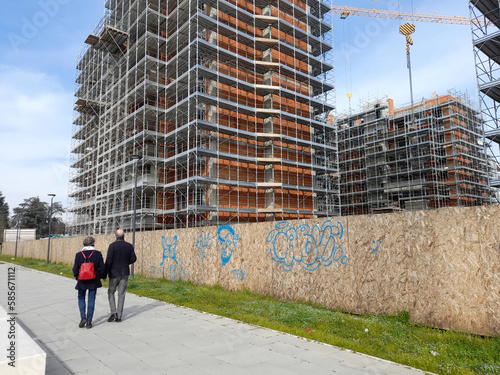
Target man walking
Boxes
[105,229,137,322]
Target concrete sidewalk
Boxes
[0,263,429,375]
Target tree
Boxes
[12,197,65,239]
[0,192,9,243]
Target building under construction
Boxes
[336,93,490,216]
[470,0,500,193]
[69,0,337,234]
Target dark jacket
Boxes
[72,248,106,290]
[105,238,137,278]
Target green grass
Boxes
[1,254,498,375]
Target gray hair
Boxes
[83,236,95,247]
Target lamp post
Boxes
[130,155,142,279]
[14,216,21,259]
[46,194,56,265]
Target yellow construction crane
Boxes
[333,4,471,117]
[331,6,471,25]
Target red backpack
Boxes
[78,251,96,281]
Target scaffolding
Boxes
[336,92,490,216]
[470,0,500,199]
[69,0,338,235]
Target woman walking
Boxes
[72,236,106,329]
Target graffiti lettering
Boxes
[267,220,348,272]
[231,267,247,281]
[149,265,163,279]
[149,261,188,281]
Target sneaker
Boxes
[116,317,122,322]
[79,318,87,328]
[86,322,93,329]
[107,314,117,322]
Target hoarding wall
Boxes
[3,206,499,336]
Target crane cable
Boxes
[342,17,353,114]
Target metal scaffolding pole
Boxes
[68,0,338,234]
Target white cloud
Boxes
[0,64,73,212]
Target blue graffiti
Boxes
[150,261,188,281]
[231,266,247,281]
[150,265,164,279]
[217,225,239,266]
[372,241,382,255]
[195,233,212,260]
[161,236,178,265]
[267,220,347,272]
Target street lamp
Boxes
[46,194,56,265]
[130,155,142,279]
[14,216,21,259]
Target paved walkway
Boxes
[0,263,429,375]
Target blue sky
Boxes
[332,0,477,112]
[0,0,477,217]
[0,0,102,215]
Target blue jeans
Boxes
[78,289,97,322]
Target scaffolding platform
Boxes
[69,0,337,234]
